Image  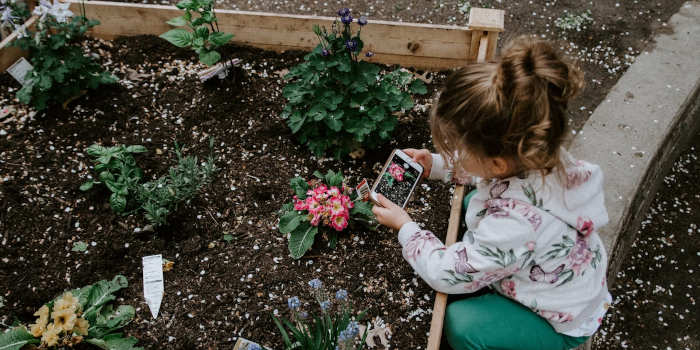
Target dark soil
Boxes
[594,132,700,350]
[0,35,453,349]
[110,0,688,130]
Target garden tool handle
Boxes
[427,184,465,350]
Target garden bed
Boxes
[0,35,455,349]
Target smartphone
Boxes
[371,149,424,208]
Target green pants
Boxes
[447,190,588,350]
[445,293,588,350]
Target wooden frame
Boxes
[1,1,503,71]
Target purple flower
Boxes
[337,8,350,17]
[341,15,353,24]
[320,300,331,311]
[322,48,330,56]
[308,278,323,289]
[335,289,348,301]
[365,51,374,57]
[357,16,368,26]
[345,39,358,51]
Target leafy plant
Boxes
[272,279,368,350]
[160,0,234,66]
[279,170,375,259]
[554,10,593,32]
[281,8,427,158]
[0,275,141,350]
[12,0,116,111]
[81,140,217,227]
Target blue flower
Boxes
[337,8,350,17]
[320,300,331,311]
[322,48,330,56]
[357,16,368,26]
[287,296,300,310]
[345,40,358,51]
[341,15,353,24]
[308,278,323,289]
[345,321,359,338]
[365,51,374,57]
[335,289,348,301]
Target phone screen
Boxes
[374,152,422,208]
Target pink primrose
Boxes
[330,214,348,231]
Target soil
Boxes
[594,132,700,350]
[110,0,688,130]
[0,35,454,349]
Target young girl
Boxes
[372,36,612,350]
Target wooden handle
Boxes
[426,184,465,350]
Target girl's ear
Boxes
[490,157,511,177]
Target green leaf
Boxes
[72,241,88,252]
[80,180,95,191]
[289,177,309,198]
[166,16,188,27]
[90,305,136,339]
[324,115,342,131]
[85,334,143,350]
[175,0,193,9]
[351,200,375,219]
[288,222,318,259]
[309,104,327,121]
[223,234,233,241]
[209,31,234,46]
[199,50,221,66]
[194,26,210,39]
[409,79,428,94]
[159,29,193,48]
[83,275,129,323]
[288,110,306,134]
[0,327,40,350]
[279,211,302,234]
[368,105,386,121]
[126,145,147,153]
[110,193,127,213]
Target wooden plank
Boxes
[0,15,37,71]
[426,184,465,350]
[477,35,488,63]
[468,30,482,61]
[486,31,499,61]
[468,7,505,32]
[61,0,478,70]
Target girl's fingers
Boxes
[375,193,398,209]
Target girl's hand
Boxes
[403,148,432,179]
[371,193,413,231]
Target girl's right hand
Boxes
[403,148,432,179]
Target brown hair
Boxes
[431,35,584,178]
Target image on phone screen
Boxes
[374,152,422,208]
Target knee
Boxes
[444,302,484,350]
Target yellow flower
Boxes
[52,308,78,332]
[29,305,50,337]
[41,323,61,347]
[71,335,84,345]
[74,317,89,336]
[54,292,80,312]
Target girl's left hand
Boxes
[371,193,412,231]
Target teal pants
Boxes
[446,190,588,350]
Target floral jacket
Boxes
[398,151,612,336]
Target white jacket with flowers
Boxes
[398,150,612,336]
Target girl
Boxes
[372,36,611,350]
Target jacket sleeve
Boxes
[428,153,477,185]
[397,211,533,294]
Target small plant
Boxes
[281,8,427,158]
[278,170,374,259]
[554,10,593,32]
[81,140,217,227]
[0,275,142,349]
[272,279,368,350]
[12,0,116,111]
[160,0,234,66]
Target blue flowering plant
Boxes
[0,0,30,37]
[272,279,368,350]
[160,0,234,66]
[12,0,116,111]
[281,8,428,158]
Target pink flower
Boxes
[340,195,353,209]
[388,163,405,181]
[568,238,593,275]
[294,199,308,211]
[403,231,440,261]
[500,279,517,298]
[576,216,594,237]
[526,241,536,251]
[328,186,340,197]
[309,212,322,226]
[454,247,478,274]
[306,197,321,212]
[328,197,345,216]
[330,214,348,231]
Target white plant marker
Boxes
[142,254,164,319]
[7,57,33,85]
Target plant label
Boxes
[142,254,164,319]
[233,337,270,350]
[7,57,33,85]
[355,178,370,201]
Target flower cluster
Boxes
[388,162,406,182]
[33,0,73,23]
[337,321,360,350]
[293,182,354,231]
[29,292,89,347]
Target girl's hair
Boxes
[431,35,584,177]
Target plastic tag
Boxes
[355,178,370,201]
[7,57,33,85]
[142,254,164,319]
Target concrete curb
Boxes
[569,1,700,286]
